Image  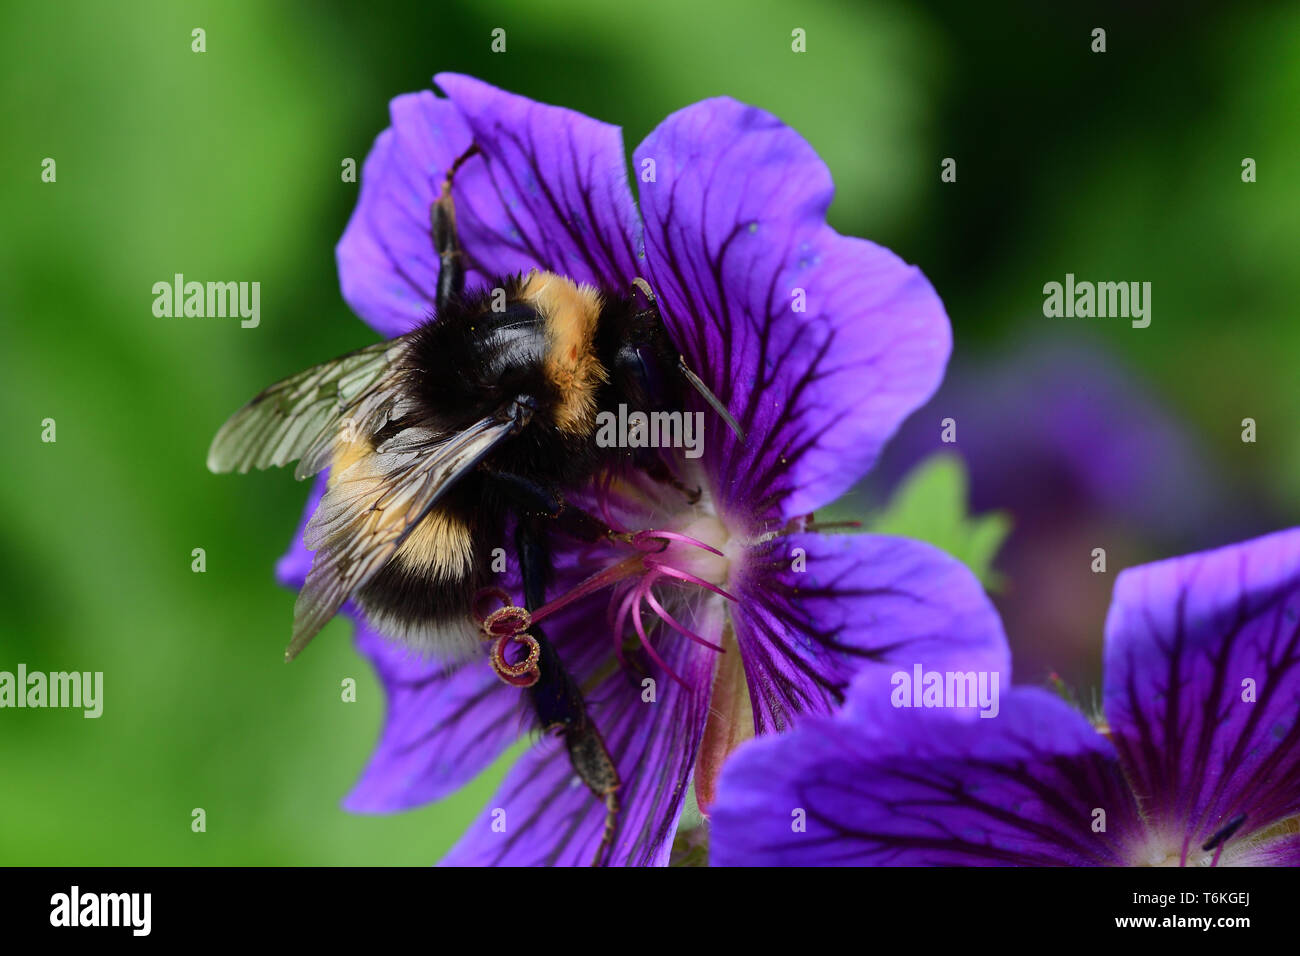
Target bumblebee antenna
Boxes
[678,356,745,442]
[630,278,745,443]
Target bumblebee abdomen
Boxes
[354,481,498,663]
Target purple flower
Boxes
[871,337,1224,537]
[279,74,1002,865]
[711,528,1300,866]
[870,337,1245,687]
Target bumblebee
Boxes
[207,145,740,865]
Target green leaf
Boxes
[862,454,1010,589]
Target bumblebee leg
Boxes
[490,469,629,544]
[431,145,480,313]
[515,515,622,865]
[514,509,553,610]
[565,723,621,867]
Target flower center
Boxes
[665,513,735,588]
[474,478,743,688]
[1129,813,1263,867]
[1133,840,1211,868]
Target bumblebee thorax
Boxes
[405,270,607,438]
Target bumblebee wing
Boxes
[206,336,411,479]
[285,411,524,661]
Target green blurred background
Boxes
[2,0,1297,864]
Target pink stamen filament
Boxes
[611,585,639,673]
[643,588,725,652]
[528,553,646,626]
[474,528,738,690]
[631,529,724,556]
[620,575,688,687]
[643,560,739,602]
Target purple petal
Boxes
[433,73,643,292]
[336,94,476,336]
[1103,527,1300,857]
[1223,831,1300,866]
[634,99,949,521]
[440,599,724,866]
[872,337,1225,536]
[275,477,524,811]
[344,620,523,813]
[711,688,1142,866]
[732,533,1010,733]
